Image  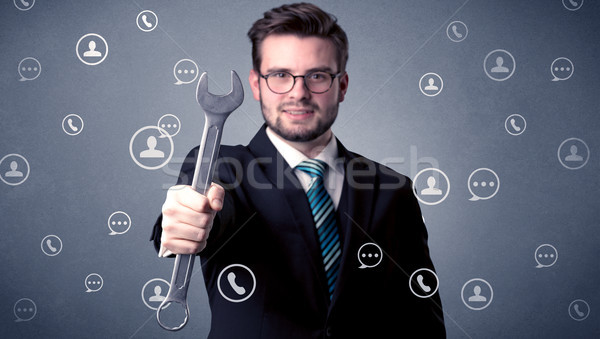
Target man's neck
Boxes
[269,128,332,159]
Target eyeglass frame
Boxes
[259,70,343,94]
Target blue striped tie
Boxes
[296,159,341,300]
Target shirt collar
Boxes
[265,126,343,175]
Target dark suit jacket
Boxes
[151,125,445,338]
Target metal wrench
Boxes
[157,70,244,331]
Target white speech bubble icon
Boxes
[157,114,181,138]
[551,57,574,82]
[468,168,500,201]
[534,244,558,268]
[357,242,383,269]
[173,59,199,85]
[107,211,131,235]
[85,273,104,292]
[18,57,41,81]
[14,298,37,322]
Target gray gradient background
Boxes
[1,0,599,338]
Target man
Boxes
[151,3,445,338]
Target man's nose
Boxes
[287,76,311,99]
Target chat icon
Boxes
[157,114,181,138]
[534,244,558,268]
[551,57,574,81]
[18,57,41,81]
[85,273,104,292]
[357,242,383,269]
[14,298,37,322]
[468,168,499,201]
[173,59,199,85]
[108,211,131,235]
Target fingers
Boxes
[160,184,225,255]
[207,183,225,212]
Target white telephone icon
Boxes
[227,272,246,295]
[141,14,153,28]
[574,304,585,317]
[510,118,521,132]
[451,25,463,38]
[46,239,58,253]
[20,0,30,7]
[67,118,78,132]
[569,0,579,7]
[417,274,431,293]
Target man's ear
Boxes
[338,72,349,102]
[249,69,261,101]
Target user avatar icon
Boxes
[420,176,442,196]
[5,161,23,178]
[490,56,509,73]
[140,136,165,158]
[76,33,108,66]
[468,285,487,302]
[148,285,166,302]
[0,153,30,186]
[130,125,174,170]
[419,72,443,97]
[461,278,493,310]
[83,40,102,57]
[424,78,439,91]
[484,49,515,81]
[565,145,583,162]
[557,138,589,170]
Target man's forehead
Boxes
[259,34,337,69]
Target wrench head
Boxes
[196,70,244,116]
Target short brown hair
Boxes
[247,2,349,73]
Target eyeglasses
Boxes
[259,71,342,94]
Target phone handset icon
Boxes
[569,0,579,6]
[21,0,30,7]
[141,14,153,28]
[67,118,78,132]
[451,25,463,38]
[417,274,431,293]
[574,304,585,317]
[227,272,246,295]
[510,118,521,132]
[46,239,58,253]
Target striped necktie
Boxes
[296,159,341,300]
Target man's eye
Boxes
[308,72,327,80]
[271,72,289,78]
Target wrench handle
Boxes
[158,116,226,331]
[191,115,226,194]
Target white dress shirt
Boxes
[265,127,345,208]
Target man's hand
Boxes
[160,183,224,255]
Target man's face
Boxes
[249,35,348,142]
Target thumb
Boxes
[207,183,225,211]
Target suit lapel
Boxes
[247,125,330,303]
[330,138,377,308]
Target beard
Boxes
[260,96,339,142]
